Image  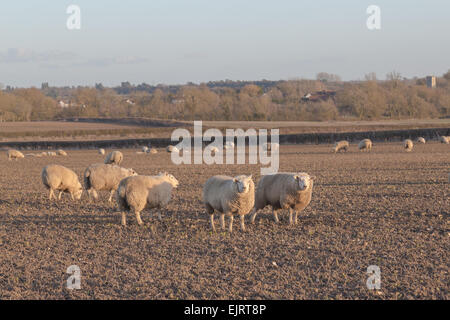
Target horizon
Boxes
[1,0,449,87]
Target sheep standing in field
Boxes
[116,172,179,226]
[41,164,83,201]
[439,136,450,144]
[48,151,57,156]
[104,151,123,165]
[203,175,254,232]
[333,140,349,153]
[417,137,426,144]
[142,146,149,153]
[84,164,137,202]
[98,148,106,155]
[250,172,315,225]
[25,153,36,157]
[166,145,179,153]
[57,149,68,156]
[7,149,25,161]
[358,139,372,152]
[403,139,413,152]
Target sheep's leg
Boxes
[240,215,246,232]
[49,189,55,200]
[220,214,225,230]
[70,193,74,201]
[294,211,298,224]
[273,209,280,223]
[58,191,63,200]
[121,212,127,226]
[210,214,216,232]
[249,209,258,224]
[135,209,144,226]
[289,208,293,225]
[228,214,234,232]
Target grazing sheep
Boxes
[148,148,158,154]
[57,149,68,156]
[203,175,255,232]
[439,136,450,144]
[358,139,372,152]
[166,145,179,153]
[250,172,315,225]
[41,164,83,201]
[104,151,123,165]
[84,163,137,202]
[142,146,149,153]
[47,151,57,156]
[403,139,413,152]
[262,143,280,151]
[98,148,106,155]
[116,172,179,226]
[39,152,47,157]
[417,137,426,144]
[333,140,349,153]
[7,149,25,161]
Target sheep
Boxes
[148,148,158,154]
[166,145,179,153]
[84,163,137,202]
[116,172,179,226]
[358,139,372,152]
[47,151,57,156]
[142,146,149,153]
[403,139,413,152]
[417,137,426,144]
[250,172,315,225]
[333,140,349,153]
[104,151,123,165]
[203,175,255,232]
[7,149,25,161]
[439,136,450,144]
[98,148,106,155]
[262,143,280,151]
[57,149,68,156]
[41,164,83,201]
[39,152,47,157]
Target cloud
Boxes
[0,48,78,63]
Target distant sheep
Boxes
[57,149,68,156]
[358,139,372,152]
[84,163,137,202]
[47,151,57,156]
[148,148,158,154]
[142,146,149,153]
[98,148,106,155]
[7,149,25,161]
[417,137,426,144]
[104,151,123,165]
[203,175,254,232]
[166,145,179,153]
[250,172,315,225]
[25,153,36,157]
[403,139,413,152]
[439,136,450,144]
[262,143,280,151]
[116,172,179,226]
[333,140,349,153]
[41,164,83,201]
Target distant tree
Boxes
[316,72,342,82]
[364,72,377,81]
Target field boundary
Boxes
[0,127,449,150]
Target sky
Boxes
[0,0,449,87]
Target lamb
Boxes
[417,137,426,144]
[84,164,137,202]
[250,172,315,225]
[7,149,25,161]
[116,172,179,226]
[262,143,280,151]
[333,140,349,153]
[403,139,413,152]
[57,149,68,156]
[358,139,372,152]
[98,148,106,155]
[166,145,179,153]
[439,136,450,144]
[104,151,123,165]
[203,175,255,232]
[41,164,83,201]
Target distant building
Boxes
[426,76,436,88]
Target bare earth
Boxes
[0,143,448,299]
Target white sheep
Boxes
[148,148,158,154]
[98,148,106,155]
[262,143,280,151]
[47,151,57,156]
[116,172,179,226]
[250,172,315,225]
[41,164,83,201]
[84,163,137,202]
[403,139,413,152]
[57,149,68,156]
[358,139,372,152]
[439,136,450,144]
[7,149,25,161]
[333,140,349,153]
[417,137,426,144]
[166,145,179,153]
[104,151,123,165]
[142,146,149,153]
[203,175,255,232]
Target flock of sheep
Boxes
[4,134,449,231]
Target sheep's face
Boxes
[127,168,138,176]
[159,172,179,188]
[234,175,253,194]
[294,173,315,191]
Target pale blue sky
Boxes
[0,0,449,87]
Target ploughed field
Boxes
[0,143,448,299]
